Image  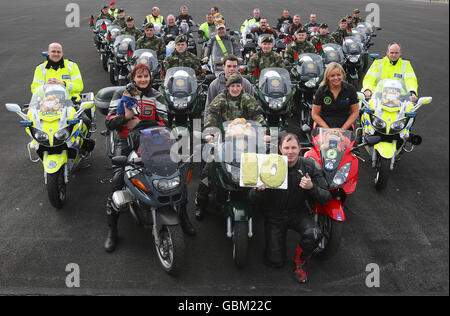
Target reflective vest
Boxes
[109,8,119,17]
[215,35,229,56]
[146,15,164,24]
[31,59,84,99]
[199,22,214,40]
[362,56,418,94]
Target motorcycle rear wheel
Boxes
[374,156,390,191]
[232,221,249,269]
[47,168,66,209]
[154,224,185,275]
[313,214,344,260]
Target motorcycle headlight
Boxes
[305,77,319,88]
[30,127,49,144]
[226,164,240,184]
[331,162,352,188]
[171,96,191,109]
[348,55,360,63]
[267,97,285,110]
[389,118,408,134]
[54,126,72,141]
[371,115,387,133]
[153,176,181,193]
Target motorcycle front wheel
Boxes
[232,221,249,269]
[313,214,344,260]
[47,168,66,209]
[109,66,117,85]
[101,53,108,71]
[374,155,390,191]
[154,224,185,275]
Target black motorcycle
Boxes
[92,19,112,53]
[342,36,365,90]
[101,25,121,72]
[109,35,136,85]
[111,125,189,275]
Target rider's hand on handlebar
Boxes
[410,93,418,103]
[205,135,214,143]
[364,90,372,99]
[202,56,209,63]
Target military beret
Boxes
[339,18,347,23]
[144,22,154,29]
[346,15,352,19]
[296,26,307,33]
[118,8,124,13]
[175,34,187,44]
[319,23,328,29]
[226,73,243,87]
[102,5,108,9]
[126,16,134,21]
[354,9,360,13]
[261,36,274,43]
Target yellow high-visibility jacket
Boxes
[362,56,418,94]
[31,59,83,99]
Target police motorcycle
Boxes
[205,120,266,268]
[342,36,365,90]
[239,22,258,64]
[101,25,122,72]
[358,79,432,191]
[290,53,325,132]
[109,35,136,85]
[5,84,96,209]
[254,68,295,137]
[304,127,380,258]
[110,125,191,275]
[92,19,113,53]
[178,19,198,56]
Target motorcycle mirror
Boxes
[5,103,22,113]
[357,92,365,101]
[197,29,205,36]
[377,27,382,31]
[246,34,253,39]
[418,97,432,105]
[20,121,33,127]
[112,155,128,166]
[371,34,377,37]
[41,51,49,57]
[369,53,379,59]
[301,124,311,134]
[365,135,381,146]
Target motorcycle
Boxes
[239,22,258,64]
[322,43,345,67]
[127,49,161,86]
[358,79,432,191]
[179,20,198,56]
[5,84,96,208]
[304,127,380,258]
[101,25,121,72]
[109,35,135,85]
[342,36,365,90]
[201,34,239,76]
[92,19,112,53]
[254,67,295,136]
[275,23,294,58]
[290,53,325,132]
[206,120,266,268]
[111,125,190,275]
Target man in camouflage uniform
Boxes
[310,23,336,47]
[163,34,203,79]
[97,5,115,22]
[120,16,142,41]
[112,8,126,28]
[332,18,352,44]
[136,22,166,61]
[194,74,267,220]
[247,36,284,81]
[352,9,364,27]
[285,26,316,65]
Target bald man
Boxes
[31,43,84,100]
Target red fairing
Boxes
[315,198,345,221]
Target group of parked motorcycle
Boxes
[3,14,432,276]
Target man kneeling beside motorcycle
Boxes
[250,133,331,283]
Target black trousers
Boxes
[264,211,321,267]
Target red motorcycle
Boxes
[304,127,379,259]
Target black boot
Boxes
[104,199,119,252]
[194,197,207,221]
[178,204,196,236]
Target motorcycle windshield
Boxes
[342,36,363,54]
[139,127,177,176]
[29,84,72,116]
[351,29,367,44]
[259,68,291,98]
[356,22,373,36]
[295,53,324,80]
[133,49,158,71]
[242,22,258,38]
[322,44,345,65]
[114,35,135,54]
[280,23,290,34]
[371,79,409,109]
[221,120,265,163]
[164,67,197,98]
[153,23,163,36]
[107,25,121,41]
[179,22,190,35]
[211,38,234,64]
[95,19,112,31]
[307,26,318,35]
[312,128,354,171]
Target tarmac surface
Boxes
[0,0,448,296]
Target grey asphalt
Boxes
[0,0,448,296]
